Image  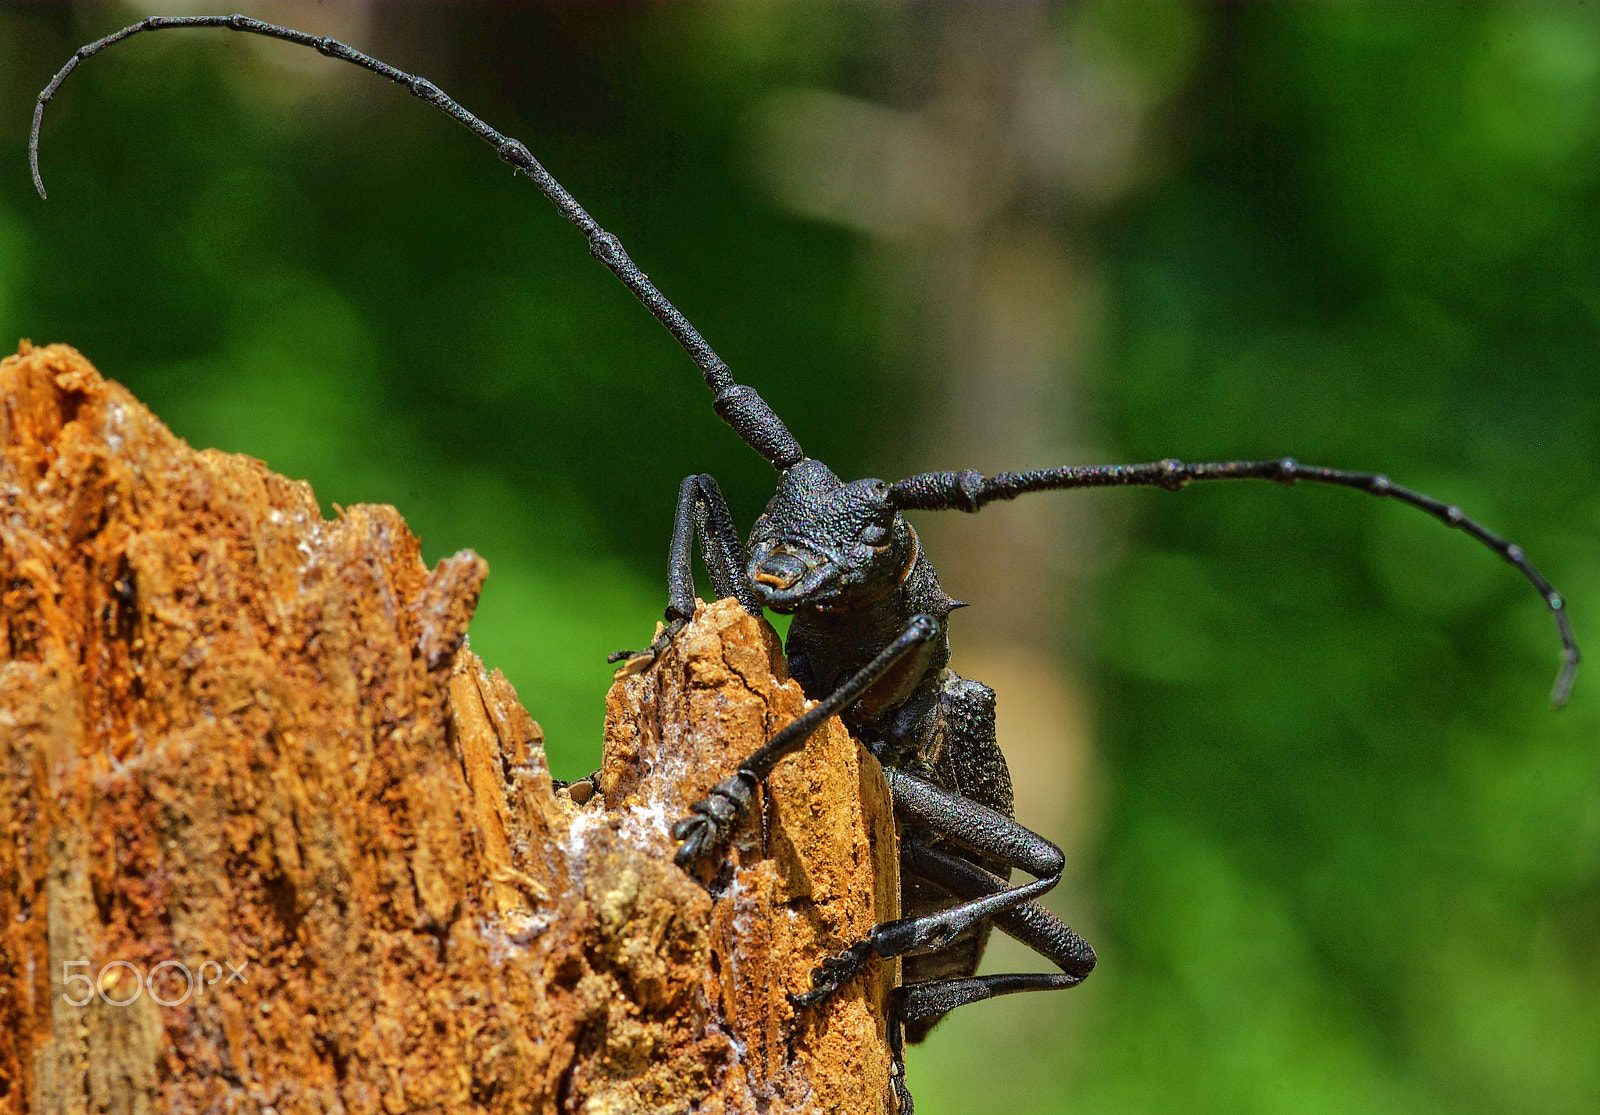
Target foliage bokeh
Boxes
[2,4,1595,1113]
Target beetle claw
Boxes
[789,940,875,1011]
[672,771,759,868]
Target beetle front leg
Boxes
[672,614,942,869]
[671,770,758,864]
[610,472,759,672]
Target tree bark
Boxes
[0,343,898,1115]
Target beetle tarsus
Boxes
[788,939,876,1011]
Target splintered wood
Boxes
[0,343,898,1114]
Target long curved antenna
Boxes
[30,13,804,471]
[889,457,1580,706]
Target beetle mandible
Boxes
[30,15,1582,1114]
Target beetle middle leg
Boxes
[789,770,1093,1114]
[789,767,1090,1006]
[880,838,1096,1114]
[892,838,1096,1023]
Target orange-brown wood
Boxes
[0,342,896,1115]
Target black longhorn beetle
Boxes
[31,16,1582,1114]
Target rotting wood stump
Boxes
[0,342,899,1115]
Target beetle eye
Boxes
[859,524,889,546]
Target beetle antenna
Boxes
[29,14,804,472]
[888,457,1579,706]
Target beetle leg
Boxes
[792,769,1093,1016]
[892,839,1094,1038]
[887,1008,914,1114]
[672,615,942,868]
[610,473,759,671]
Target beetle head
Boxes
[746,459,909,613]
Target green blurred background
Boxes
[2,3,1596,1112]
